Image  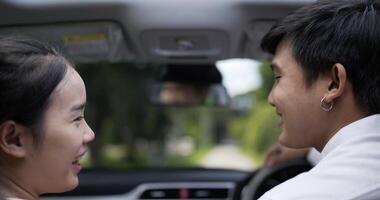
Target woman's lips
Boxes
[76,149,88,160]
[72,160,82,174]
[72,149,87,173]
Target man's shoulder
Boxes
[347,183,380,200]
[259,171,320,200]
[259,149,380,200]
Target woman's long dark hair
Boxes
[0,37,70,144]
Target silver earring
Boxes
[320,96,333,112]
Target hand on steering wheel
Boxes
[242,158,312,200]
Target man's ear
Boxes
[0,121,29,158]
[324,63,347,103]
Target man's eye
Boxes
[274,76,282,80]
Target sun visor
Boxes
[0,21,134,63]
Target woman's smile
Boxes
[72,148,88,174]
[71,160,82,174]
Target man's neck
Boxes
[316,104,367,152]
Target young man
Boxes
[259,0,380,199]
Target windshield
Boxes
[78,59,279,171]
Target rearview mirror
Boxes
[150,82,230,107]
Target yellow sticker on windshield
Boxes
[62,33,109,55]
[63,33,107,42]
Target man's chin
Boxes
[278,133,307,149]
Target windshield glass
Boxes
[78,59,279,171]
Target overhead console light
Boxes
[0,21,135,63]
[141,29,229,63]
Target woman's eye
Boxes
[74,116,84,122]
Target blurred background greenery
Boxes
[78,61,280,170]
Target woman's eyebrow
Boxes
[70,102,86,112]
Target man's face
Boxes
[267,40,330,150]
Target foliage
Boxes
[244,103,279,156]
[77,63,228,169]
[77,63,169,168]
[229,62,279,163]
[163,147,210,167]
[77,60,279,169]
[254,62,274,102]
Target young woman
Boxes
[0,38,95,200]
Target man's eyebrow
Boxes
[270,63,280,72]
[71,102,86,112]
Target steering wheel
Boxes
[242,159,312,200]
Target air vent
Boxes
[140,189,179,199]
[133,182,235,200]
[139,188,229,199]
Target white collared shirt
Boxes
[259,114,380,200]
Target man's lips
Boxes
[276,110,282,116]
[276,111,283,126]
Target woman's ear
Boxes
[324,63,347,103]
[0,121,29,158]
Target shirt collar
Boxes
[321,114,380,157]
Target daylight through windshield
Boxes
[79,59,279,171]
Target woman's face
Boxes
[268,40,330,149]
[23,67,95,195]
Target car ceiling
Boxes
[0,0,316,64]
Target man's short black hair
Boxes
[261,0,380,115]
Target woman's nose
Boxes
[83,121,95,143]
